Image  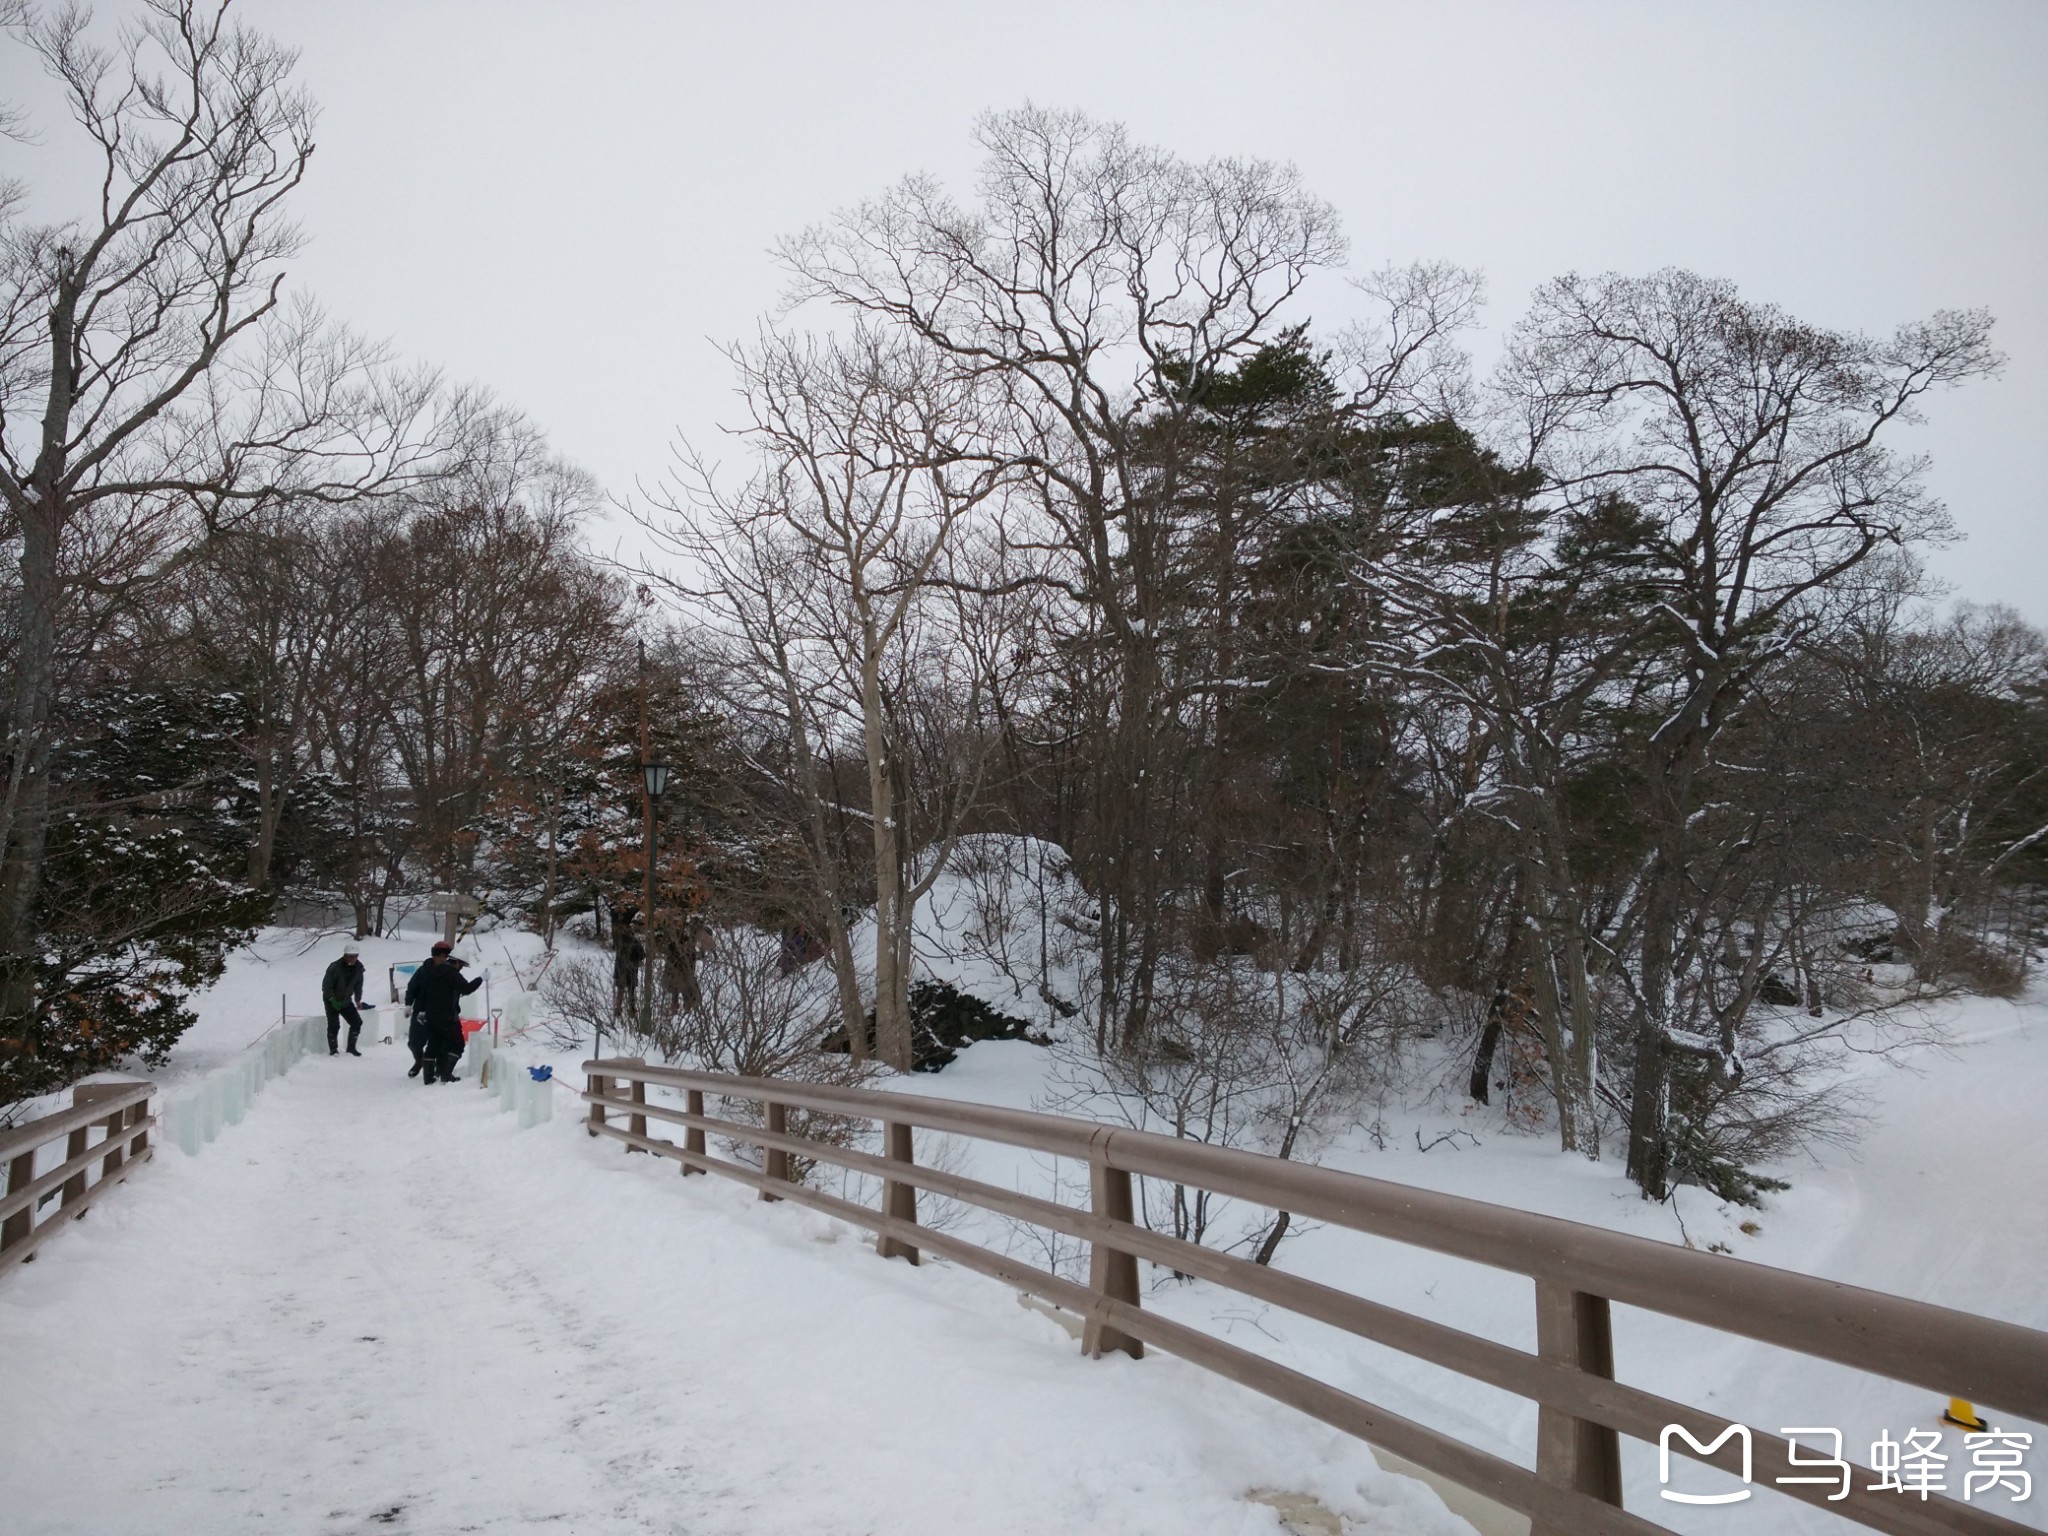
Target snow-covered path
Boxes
[0,1048,1473,1536]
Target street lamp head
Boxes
[643,760,671,798]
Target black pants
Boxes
[325,999,363,1052]
[431,1019,466,1075]
[416,1016,465,1080]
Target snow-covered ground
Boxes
[853,1002,2048,1533]
[124,919,557,1091]
[4,910,2043,1533]
[0,1030,1472,1536]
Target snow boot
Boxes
[407,1060,422,1078]
[346,1045,363,1057]
[423,1058,438,1085]
[346,1026,362,1057]
[438,1054,462,1084]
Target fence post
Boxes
[1532,1281,1623,1532]
[2,1145,34,1259]
[586,1069,610,1137]
[682,1088,705,1175]
[1082,1134,1143,1360]
[628,1064,648,1149]
[877,1120,920,1265]
[60,1120,90,1215]
[100,1101,124,1178]
[127,1097,150,1161]
[74,1084,130,1182]
[760,1099,788,1201]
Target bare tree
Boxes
[1369,476,1662,1158]
[1822,598,2047,983]
[299,508,410,936]
[1051,955,1394,1264]
[0,0,447,1054]
[1497,269,1999,1197]
[376,414,622,899]
[672,925,849,1079]
[779,106,1350,1055]
[178,504,366,890]
[665,927,873,1186]
[780,107,1479,1059]
[648,325,1007,1071]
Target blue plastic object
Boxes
[527,1064,553,1082]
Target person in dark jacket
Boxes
[402,961,430,1077]
[612,916,644,1017]
[323,943,368,1057]
[406,940,483,1085]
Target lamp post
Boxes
[638,759,671,1039]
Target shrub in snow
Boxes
[820,980,1034,1072]
[545,926,877,1185]
[1045,955,1418,1262]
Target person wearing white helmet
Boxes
[322,942,368,1057]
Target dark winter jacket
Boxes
[613,935,644,986]
[322,956,366,1007]
[405,956,482,1025]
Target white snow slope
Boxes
[0,1045,1474,1536]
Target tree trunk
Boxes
[1526,921,1581,1154]
[1098,631,1165,1055]
[1901,800,1941,977]
[1624,1026,1672,1198]
[0,498,65,1051]
[246,748,283,891]
[1626,840,1686,1198]
[822,907,868,1063]
[865,644,914,1073]
[1561,921,1601,1157]
[540,790,559,949]
[1624,679,1722,1199]
[1468,996,1506,1106]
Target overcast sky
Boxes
[15,1,2048,618]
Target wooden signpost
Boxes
[426,891,480,945]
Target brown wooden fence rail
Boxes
[581,1059,2046,1536]
[1,1081,156,1276]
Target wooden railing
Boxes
[582,1059,2047,1536]
[1,1081,156,1276]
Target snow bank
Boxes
[157,1012,324,1155]
[837,834,1099,1030]
[464,1031,555,1126]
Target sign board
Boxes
[426,892,481,915]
